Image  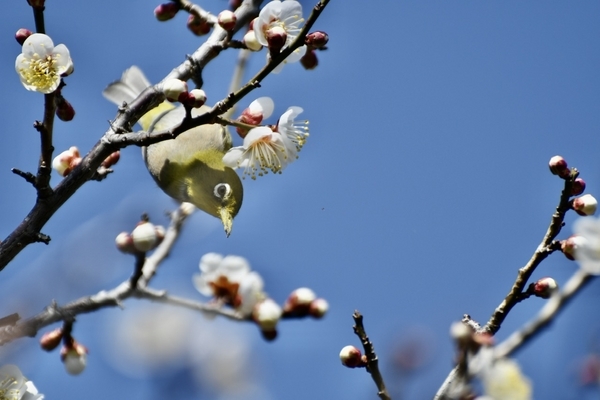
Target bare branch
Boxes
[352,311,391,400]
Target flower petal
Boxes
[223,146,246,168]
[249,97,275,119]
[22,33,54,58]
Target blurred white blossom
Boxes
[574,216,600,274]
[15,33,72,94]
[193,253,265,316]
[0,364,44,400]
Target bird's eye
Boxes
[214,183,232,199]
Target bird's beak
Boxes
[219,207,234,237]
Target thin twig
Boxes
[495,268,594,358]
[353,311,391,400]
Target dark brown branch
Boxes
[482,170,577,335]
[0,0,266,271]
[495,269,594,358]
[353,311,391,400]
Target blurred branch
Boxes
[353,311,392,400]
[495,268,594,358]
[482,170,578,335]
[0,204,240,345]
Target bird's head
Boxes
[186,165,243,237]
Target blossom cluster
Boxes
[223,97,310,179]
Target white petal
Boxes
[243,126,274,145]
[223,147,246,168]
[280,0,302,20]
[52,44,72,71]
[199,252,223,273]
[193,274,215,297]
[249,97,275,119]
[279,106,303,126]
[23,33,54,58]
[220,255,251,276]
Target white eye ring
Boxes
[214,183,232,199]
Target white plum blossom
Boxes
[468,349,532,400]
[223,126,290,179]
[277,106,309,159]
[193,253,265,316]
[248,97,275,121]
[0,364,44,400]
[573,216,600,275]
[15,33,72,94]
[255,0,304,48]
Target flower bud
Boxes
[300,49,318,70]
[561,235,588,260]
[309,298,328,318]
[180,202,196,216]
[15,28,33,45]
[532,277,558,299]
[131,221,160,252]
[572,194,598,216]
[187,14,212,36]
[61,341,88,375]
[305,31,329,49]
[115,232,136,254]
[339,345,365,368]
[101,151,121,169]
[55,96,75,122]
[40,328,63,351]
[27,0,45,9]
[449,321,472,342]
[265,26,287,53]
[162,79,188,102]
[187,89,207,108]
[52,146,81,177]
[283,287,316,315]
[253,298,282,331]
[218,10,237,31]
[572,178,586,196]
[243,30,262,52]
[549,155,569,178]
[154,2,179,21]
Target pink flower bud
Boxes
[283,287,316,315]
[253,298,282,331]
[187,14,211,36]
[339,345,365,368]
[549,155,569,178]
[572,178,586,196]
[27,0,45,9]
[187,89,207,108]
[218,10,237,31]
[572,194,598,216]
[532,277,558,299]
[154,2,180,21]
[131,221,164,252]
[305,31,329,49]
[101,151,121,169]
[309,298,329,318]
[40,328,63,351]
[115,232,136,254]
[52,146,81,177]
[131,221,161,252]
[561,235,588,260]
[61,341,88,375]
[300,49,318,70]
[265,26,287,53]
[56,97,75,122]
[15,28,33,45]
[162,79,188,102]
[243,30,262,51]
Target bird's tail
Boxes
[102,66,174,131]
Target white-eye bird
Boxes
[102,66,243,236]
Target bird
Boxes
[102,66,243,237]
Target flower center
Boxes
[19,54,60,92]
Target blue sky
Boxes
[1,0,599,399]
